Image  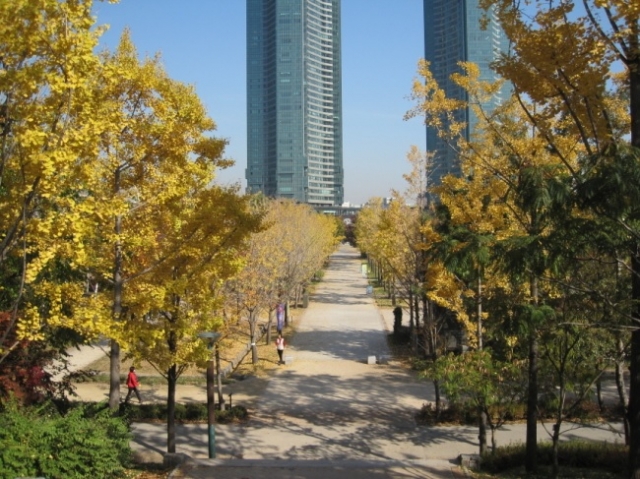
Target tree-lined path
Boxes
[132,244,624,478]
[218,243,437,461]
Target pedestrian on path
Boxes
[125,366,142,404]
[275,333,285,365]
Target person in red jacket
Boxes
[125,366,142,404]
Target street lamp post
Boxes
[198,331,221,459]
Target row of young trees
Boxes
[226,198,341,365]
[0,0,341,456]
[359,1,640,478]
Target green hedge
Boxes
[119,402,248,424]
[480,440,627,475]
[0,401,131,479]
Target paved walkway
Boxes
[162,244,462,477]
[67,244,627,478]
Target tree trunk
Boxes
[109,339,120,411]
[477,276,483,350]
[526,277,539,473]
[551,423,560,479]
[294,286,300,308]
[412,294,419,353]
[490,424,497,453]
[266,309,273,345]
[216,348,225,411]
[616,337,630,445]
[434,378,442,417]
[629,324,640,479]
[477,278,487,456]
[408,290,415,335]
[627,26,640,479]
[422,295,432,357]
[109,188,123,410]
[596,375,604,412]
[391,281,396,306]
[249,311,258,364]
[167,363,177,453]
[526,330,539,473]
[478,405,487,455]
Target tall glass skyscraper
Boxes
[424,0,511,186]
[246,0,343,206]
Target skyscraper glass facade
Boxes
[246,0,343,206]
[424,0,511,186]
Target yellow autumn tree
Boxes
[123,185,263,453]
[473,8,636,471]
[356,197,420,324]
[0,0,113,365]
[409,58,567,456]
[356,151,468,357]
[61,31,244,409]
[273,200,341,309]
[407,39,627,466]
[448,1,638,472]
[227,198,340,364]
[224,196,283,364]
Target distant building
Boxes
[246,0,344,206]
[423,0,511,187]
[313,204,360,218]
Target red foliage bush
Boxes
[0,311,58,405]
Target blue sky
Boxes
[93,1,426,205]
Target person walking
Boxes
[275,333,285,365]
[124,366,142,404]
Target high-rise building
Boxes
[424,0,511,186]
[246,0,343,206]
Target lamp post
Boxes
[198,331,221,459]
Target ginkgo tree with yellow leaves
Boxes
[120,185,263,454]
[71,31,262,416]
[356,189,475,417]
[226,198,340,365]
[0,0,269,456]
[356,149,470,355]
[0,0,117,397]
[276,201,341,309]
[406,0,639,473]
[0,0,263,417]
[408,56,615,467]
[473,1,640,476]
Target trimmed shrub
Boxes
[185,402,207,420]
[120,402,163,421]
[480,440,627,475]
[479,442,528,473]
[217,405,248,423]
[118,401,248,423]
[415,402,477,426]
[173,403,187,421]
[0,400,131,479]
